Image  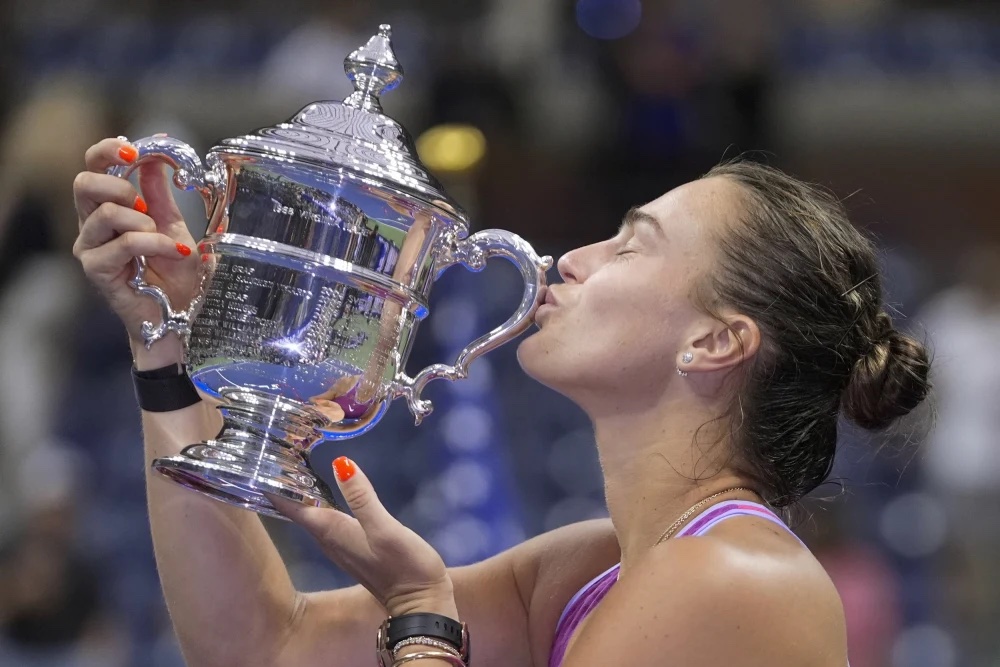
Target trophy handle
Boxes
[395,229,552,423]
[107,135,226,349]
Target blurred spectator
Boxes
[0,81,110,537]
[0,444,127,666]
[920,246,1000,664]
[808,504,904,667]
[256,2,370,114]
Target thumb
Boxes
[136,159,183,228]
[331,456,393,530]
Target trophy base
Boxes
[152,388,339,519]
[154,445,338,520]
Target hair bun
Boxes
[842,318,931,430]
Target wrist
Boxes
[131,335,185,371]
[377,610,470,667]
[395,642,456,659]
[386,589,459,621]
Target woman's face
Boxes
[517,176,743,408]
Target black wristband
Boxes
[386,613,467,656]
[132,363,201,412]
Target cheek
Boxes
[579,271,675,344]
[518,277,682,389]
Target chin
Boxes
[516,330,552,378]
[515,329,541,371]
[515,329,576,396]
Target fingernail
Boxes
[176,243,192,257]
[216,224,225,234]
[119,145,138,163]
[201,254,210,263]
[332,456,356,482]
[133,195,148,214]
[198,243,206,253]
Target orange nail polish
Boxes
[133,195,148,214]
[201,254,210,263]
[332,456,356,482]
[216,224,225,234]
[176,243,192,257]
[119,145,138,163]
[198,243,206,253]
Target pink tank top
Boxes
[548,500,805,667]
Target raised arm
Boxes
[72,138,346,665]
[135,337,331,664]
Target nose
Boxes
[557,249,581,284]
[558,240,603,284]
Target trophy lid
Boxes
[215,25,469,228]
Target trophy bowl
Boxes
[109,25,551,518]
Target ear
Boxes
[681,314,761,373]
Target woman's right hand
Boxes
[73,137,201,364]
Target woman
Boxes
[72,137,930,667]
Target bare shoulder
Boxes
[564,516,847,667]
[512,518,620,598]
[447,518,619,667]
[504,519,620,664]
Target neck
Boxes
[589,393,759,574]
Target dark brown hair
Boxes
[702,160,931,508]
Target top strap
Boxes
[676,500,802,544]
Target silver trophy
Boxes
[110,25,551,518]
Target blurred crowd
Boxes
[0,0,998,666]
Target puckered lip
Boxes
[533,286,560,325]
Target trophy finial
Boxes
[343,24,404,112]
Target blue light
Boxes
[575,0,642,41]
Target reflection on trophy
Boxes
[109,25,552,518]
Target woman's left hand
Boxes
[270,457,459,619]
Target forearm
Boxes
[136,339,300,666]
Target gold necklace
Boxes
[653,487,756,546]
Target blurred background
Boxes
[0,0,998,665]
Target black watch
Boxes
[132,363,202,412]
[377,613,470,666]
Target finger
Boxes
[136,160,182,223]
[84,137,183,229]
[78,231,187,280]
[73,171,145,225]
[268,494,370,565]
[331,457,394,530]
[269,494,358,536]
[75,202,157,252]
[84,137,137,173]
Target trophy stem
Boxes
[152,388,338,519]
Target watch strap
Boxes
[132,363,201,412]
[382,613,469,663]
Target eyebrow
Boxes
[618,206,663,236]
